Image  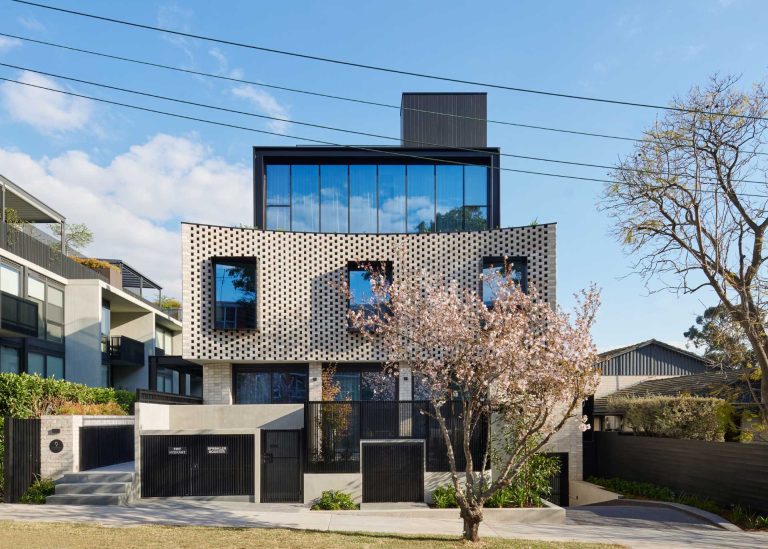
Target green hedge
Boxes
[608,394,730,441]
[0,373,134,419]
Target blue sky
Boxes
[0,0,765,351]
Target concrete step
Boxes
[55,482,131,495]
[56,471,134,484]
[46,493,127,506]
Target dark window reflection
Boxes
[482,257,527,307]
[331,365,396,401]
[292,164,319,232]
[266,165,291,206]
[214,259,256,330]
[348,261,391,314]
[464,206,488,231]
[321,165,348,233]
[234,366,308,403]
[349,165,377,233]
[436,165,463,232]
[407,165,435,233]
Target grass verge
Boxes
[0,521,624,549]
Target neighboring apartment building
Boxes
[134,92,576,506]
[0,174,198,395]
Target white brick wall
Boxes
[309,362,322,401]
[203,363,232,405]
[40,415,80,479]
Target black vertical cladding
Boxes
[545,452,569,507]
[401,93,487,149]
[362,442,424,503]
[79,425,134,471]
[141,435,254,498]
[261,430,303,503]
[2,417,41,503]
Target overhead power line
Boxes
[12,0,768,122]
[3,32,768,159]
[3,62,766,187]
[1,75,766,200]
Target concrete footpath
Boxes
[0,500,766,549]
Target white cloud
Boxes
[0,134,252,297]
[0,36,21,53]
[17,15,45,31]
[208,47,244,80]
[232,85,290,134]
[0,71,92,134]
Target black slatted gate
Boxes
[362,442,423,503]
[80,425,134,471]
[546,452,569,507]
[141,435,254,498]
[261,430,302,503]
[2,417,41,503]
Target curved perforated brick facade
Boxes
[182,223,556,363]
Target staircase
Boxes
[47,466,134,505]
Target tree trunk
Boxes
[461,507,483,542]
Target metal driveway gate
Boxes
[261,430,302,503]
[141,434,254,498]
[80,425,134,471]
[362,442,423,503]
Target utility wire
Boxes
[3,61,766,187]
[1,75,766,200]
[12,0,768,122]
[4,31,768,159]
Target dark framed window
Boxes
[212,257,257,330]
[328,364,397,401]
[412,372,463,401]
[27,351,64,379]
[347,261,392,313]
[233,365,309,404]
[481,256,527,307]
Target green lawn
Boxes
[1,521,624,549]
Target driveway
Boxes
[0,500,765,549]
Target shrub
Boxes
[0,373,135,418]
[731,505,768,530]
[71,258,119,271]
[431,484,458,508]
[310,490,358,510]
[20,477,55,504]
[486,453,561,508]
[609,394,731,441]
[53,401,127,416]
[0,417,4,499]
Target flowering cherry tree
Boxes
[347,268,600,542]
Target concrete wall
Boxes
[304,473,362,504]
[543,415,583,482]
[168,404,303,431]
[111,311,155,392]
[64,280,103,387]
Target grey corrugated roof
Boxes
[598,339,711,365]
[594,369,750,415]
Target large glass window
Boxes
[264,162,489,233]
[27,276,44,301]
[378,165,406,233]
[213,258,257,330]
[291,165,320,232]
[320,165,348,233]
[436,165,464,232]
[234,365,308,404]
[330,365,396,401]
[348,261,392,314]
[1,264,20,295]
[349,165,377,233]
[482,257,527,307]
[0,346,19,374]
[407,165,435,233]
[46,285,64,343]
[47,356,64,379]
[155,326,173,354]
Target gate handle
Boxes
[262,453,274,464]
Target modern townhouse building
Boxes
[135,92,577,506]
[0,174,199,396]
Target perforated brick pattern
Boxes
[182,224,556,363]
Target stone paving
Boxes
[0,500,766,549]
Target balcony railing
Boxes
[107,335,145,367]
[0,222,107,282]
[1,291,38,337]
[304,400,488,474]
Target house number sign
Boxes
[49,439,64,453]
[168,447,187,455]
[207,446,228,455]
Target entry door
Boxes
[362,442,424,503]
[545,452,570,507]
[261,430,302,503]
